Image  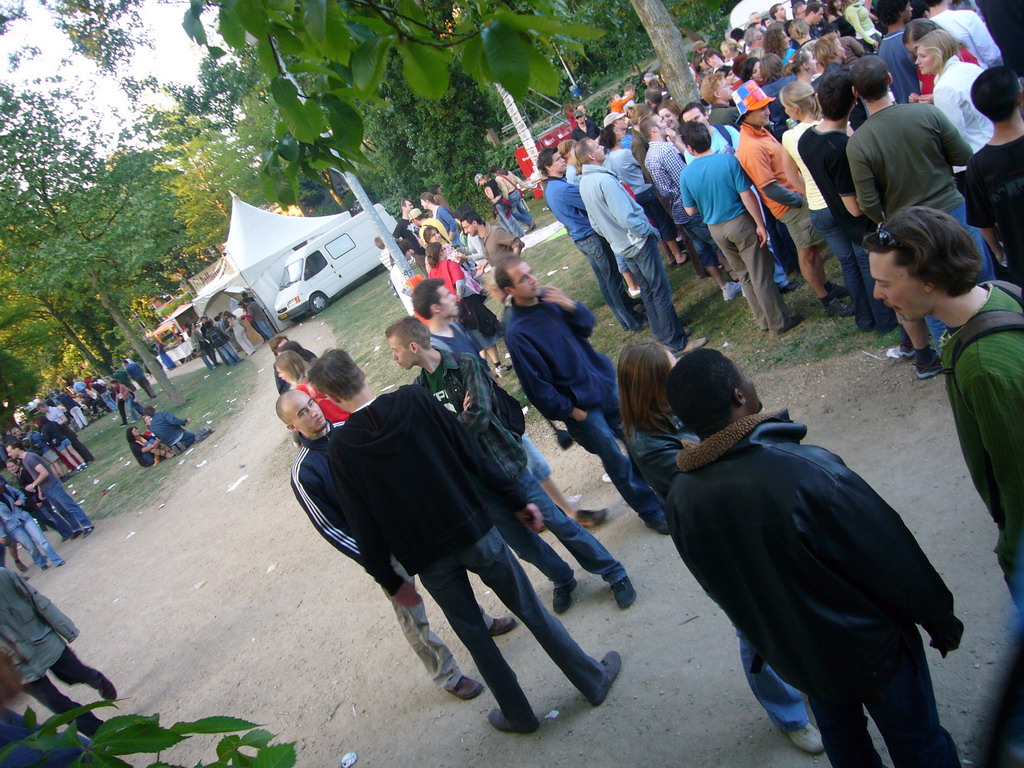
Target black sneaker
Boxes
[82,527,95,537]
[823,298,855,317]
[611,577,636,609]
[826,282,850,299]
[914,357,944,380]
[644,516,670,535]
[552,577,577,614]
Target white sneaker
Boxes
[785,723,824,755]
[722,281,743,301]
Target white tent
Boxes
[730,0,775,30]
[192,198,352,323]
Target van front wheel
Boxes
[309,292,328,314]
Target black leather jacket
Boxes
[665,416,962,702]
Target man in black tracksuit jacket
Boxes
[308,349,621,734]
[277,389,502,700]
[663,349,963,768]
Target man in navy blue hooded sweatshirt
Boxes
[495,255,670,535]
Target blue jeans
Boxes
[522,435,550,482]
[7,519,64,567]
[508,467,626,584]
[482,477,575,590]
[199,350,217,370]
[100,392,116,411]
[737,630,809,731]
[808,207,897,333]
[622,236,689,350]
[122,394,145,422]
[564,393,664,524]
[253,318,274,340]
[808,631,958,768]
[417,527,606,725]
[636,186,676,243]
[31,498,75,540]
[42,484,92,531]
[575,234,644,332]
[681,215,721,269]
[508,190,535,229]
[764,204,799,274]
[216,343,241,365]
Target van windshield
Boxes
[280,260,303,289]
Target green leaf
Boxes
[22,707,36,730]
[238,729,277,748]
[275,179,296,206]
[89,753,134,768]
[170,716,261,735]
[94,723,186,755]
[494,11,604,39]
[396,41,450,98]
[322,2,352,61]
[323,94,364,149]
[182,4,207,46]
[256,38,280,78]
[232,0,270,37]
[481,21,529,99]
[207,45,227,58]
[253,742,297,768]
[459,34,490,82]
[278,135,300,162]
[274,29,306,56]
[218,0,248,48]
[527,45,561,94]
[93,714,158,739]
[302,0,327,45]
[269,78,324,143]
[350,36,392,94]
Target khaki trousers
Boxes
[708,212,790,334]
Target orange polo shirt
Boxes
[735,122,797,220]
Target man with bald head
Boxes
[276,389,515,701]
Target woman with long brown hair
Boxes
[617,341,698,498]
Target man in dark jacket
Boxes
[276,388,514,700]
[663,348,963,768]
[496,256,669,534]
[386,316,635,614]
[307,349,620,734]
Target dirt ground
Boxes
[26,319,1012,767]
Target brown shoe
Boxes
[574,508,608,528]
[488,616,518,637]
[446,675,484,700]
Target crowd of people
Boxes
[2,0,1023,760]
[264,1,1024,765]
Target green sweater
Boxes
[942,287,1024,578]
[847,103,972,223]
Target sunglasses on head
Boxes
[875,225,906,251]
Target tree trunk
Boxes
[34,295,111,375]
[629,0,701,104]
[91,278,187,407]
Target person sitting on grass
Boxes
[142,406,211,451]
[125,427,175,467]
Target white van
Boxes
[275,204,397,321]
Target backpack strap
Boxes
[946,282,1024,376]
[712,124,735,150]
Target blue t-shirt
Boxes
[879,31,919,104]
[679,154,751,226]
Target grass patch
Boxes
[47,360,259,520]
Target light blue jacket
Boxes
[578,164,656,259]
[0,486,32,530]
